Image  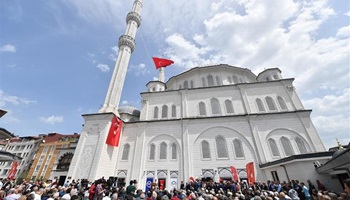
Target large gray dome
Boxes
[118,106,140,117]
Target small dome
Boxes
[118,106,140,117]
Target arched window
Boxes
[211,98,221,115]
[273,74,279,80]
[149,144,155,160]
[121,143,130,160]
[201,140,211,159]
[295,137,307,154]
[207,75,214,86]
[265,77,270,81]
[171,105,176,118]
[154,107,159,119]
[256,98,265,112]
[171,143,177,159]
[160,142,167,160]
[57,153,73,170]
[216,136,228,158]
[225,100,234,114]
[233,139,244,158]
[199,102,206,116]
[239,78,244,83]
[268,139,280,157]
[280,137,294,156]
[190,80,194,88]
[216,76,221,86]
[162,105,168,118]
[232,75,238,83]
[179,85,182,89]
[184,81,189,89]
[277,96,288,111]
[202,77,206,87]
[228,76,232,84]
[265,96,277,111]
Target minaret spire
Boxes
[99,0,142,115]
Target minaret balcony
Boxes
[118,35,136,52]
[126,11,141,27]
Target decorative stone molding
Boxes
[126,12,141,27]
[118,35,136,52]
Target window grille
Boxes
[216,76,221,86]
[265,96,277,111]
[199,102,207,116]
[162,105,168,118]
[256,98,265,112]
[121,144,130,160]
[232,75,238,83]
[202,77,206,87]
[190,80,194,88]
[233,139,244,158]
[201,140,211,159]
[171,143,177,159]
[295,137,307,154]
[149,144,155,160]
[225,100,234,114]
[277,96,287,110]
[228,76,232,84]
[207,75,214,86]
[184,81,189,89]
[268,139,280,157]
[160,142,167,159]
[211,98,221,115]
[154,107,159,119]
[216,136,228,158]
[171,105,176,118]
[280,137,294,156]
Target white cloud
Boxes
[96,63,110,72]
[0,44,16,53]
[109,45,118,61]
[0,90,36,107]
[121,100,128,105]
[39,115,64,124]
[336,25,349,38]
[129,63,149,76]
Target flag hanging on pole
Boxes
[230,166,239,181]
[106,115,123,147]
[7,162,18,180]
[152,57,174,69]
[246,162,255,185]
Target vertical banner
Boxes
[170,178,177,190]
[230,166,239,181]
[158,179,165,190]
[246,162,255,185]
[145,177,153,192]
[7,162,18,180]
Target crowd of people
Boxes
[0,177,349,200]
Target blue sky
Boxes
[0,0,349,150]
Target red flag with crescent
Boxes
[246,162,255,185]
[7,162,18,180]
[106,115,123,147]
[230,166,239,181]
[152,57,174,69]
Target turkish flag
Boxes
[152,57,174,69]
[7,162,18,180]
[105,115,123,147]
[230,166,239,181]
[246,162,255,185]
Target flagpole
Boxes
[159,67,165,82]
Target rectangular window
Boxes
[271,171,279,182]
[35,165,41,171]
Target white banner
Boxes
[170,178,177,190]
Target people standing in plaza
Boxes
[126,180,136,200]
[300,182,311,200]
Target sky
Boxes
[0,0,349,150]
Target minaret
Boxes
[66,0,143,182]
[99,0,142,114]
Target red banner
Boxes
[158,179,165,190]
[7,162,18,180]
[230,166,239,181]
[105,115,123,147]
[246,162,255,185]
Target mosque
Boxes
[66,0,343,192]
